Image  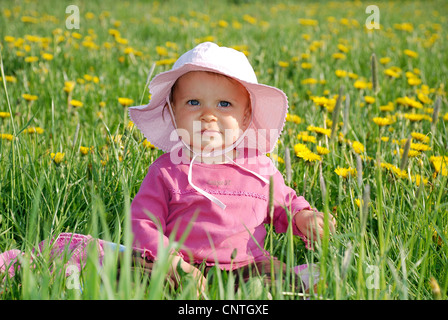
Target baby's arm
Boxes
[168,254,206,296]
[294,209,336,241]
[268,165,335,244]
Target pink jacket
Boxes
[131,149,311,270]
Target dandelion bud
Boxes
[319,162,327,201]
[400,136,411,171]
[371,53,380,94]
[284,147,292,184]
[342,94,350,136]
[356,155,363,186]
[429,277,442,300]
[331,86,344,141]
[431,96,441,133]
[269,175,274,219]
[230,248,238,261]
[361,184,370,230]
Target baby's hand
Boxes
[294,209,336,241]
[169,255,206,298]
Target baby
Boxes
[129,42,336,293]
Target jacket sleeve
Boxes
[266,164,313,248]
[131,162,172,261]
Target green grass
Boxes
[0,0,447,300]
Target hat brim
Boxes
[129,63,288,154]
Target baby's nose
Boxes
[200,107,217,121]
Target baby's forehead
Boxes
[172,71,250,97]
[176,71,235,84]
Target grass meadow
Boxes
[0,0,447,300]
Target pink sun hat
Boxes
[129,42,289,154]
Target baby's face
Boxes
[171,71,251,153]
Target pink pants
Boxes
[1,233,319,292]
[0,233,106,279]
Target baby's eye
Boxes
[187,100,200,106]
[218,101,231,107]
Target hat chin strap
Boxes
[166,97,269,210]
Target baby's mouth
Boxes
[200,129,221,137]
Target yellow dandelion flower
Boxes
[384,68,400,78]
[70,99,83,108]
[404,113,429,122]
[301,62,312,69]
[379,57,391,64]
[218,20,228,28]
[365,96,375,104]
[417,93,432,104]
[335,70,348,78]
[410,142,431,152]
[79,146,92,155]
[0,112,11,118]
[156,58,177,66]
[42,53,53,61]
[294,143,310,154]
[286,113,302,124]
[1,133,14,141]
[301,78,318,85]
[278,61,289,68]
[373,117,393,126]
[297,133,317,144]
[0,75,17,83]
[404,49,418,58]
[243,14,257,25]
[337,44,349,53]
[443,113,448,122]
[399,148,421,157]
[354,80,372,90]
[50,152,65,164]
[296,149,321,162]
[380,102,395,112]
[352,141,365,154]
[332,52,346,60]
[298,18,318,26]
[430,156,448,176]
[21,16,39,24]
[71,32,82,40]
[118,97,134,107]
[4,36,15,43]
[24,56,39,63]
[316,146,330,155]
[334,166,356,178]
[411,132,430,143]
[311,96,337,112]
[395,96,421,109]
[412,174,428,186]
[155,46,169,57]
[408,77,422,86]
[26,127,44,134]
[22,94,38,101]
[63,81,76,93]
[394,23,413,32]
[307,125,331,137]
[142,139,156,149]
